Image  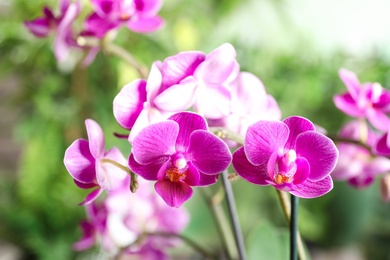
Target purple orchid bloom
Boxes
[64,119,129,205]
[84,0,164,38]
[113,51,206,142]
[232,116,339,198]
[73,177,189,258]
[333,69,390,131]
[24,0,81,62]
[128,112,232,207]
[332,120,390,188]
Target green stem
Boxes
[290,194,298,260]
[276,190,306,260]
[100,158,139,192]
[221,170,247,260]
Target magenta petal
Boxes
[375,133,390,156]
[348,175,375,188]
[292,157,310,184]
[282,116,315,149]
[74,180,98,189]
[128,153,166,180]
[333,93,364,117]
[366,107,390,132]
[232,147,271,185]
[85,119,105,159]
[72,221,95,251]
[183,162,200,186]
[113,79,147,129]
[157,159,170,180]
[198,172,219,186]
[339,69,361,100]
[296,132,339,181]
[64,139,96,183]
[161,51,205,89]
[168,112,208,152]
[245,121,289,165]
[290,176,333,198]
[155,180,193,207]
[24,18,51,37]
[187,130,232,174]
[132,120,178,164]
[126,16,164,33]
[79,188,103,206]
[84,13,119,38]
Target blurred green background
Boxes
[1,0,390,259]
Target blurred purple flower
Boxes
[84,0,164,38]
[64,119,129,205]
[128,112,232,207]
[73,177,189,258]
[24,0,81,61]
[333,69,390,131]
[332,121,390,188]
[232,116,338,198]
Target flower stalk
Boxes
[290,194,298,260]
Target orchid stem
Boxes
[100,158,139,192]
[221,170,247,260]
[290,194,298,260]
[103,43,149,78]
[276,190,306,260]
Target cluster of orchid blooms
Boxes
[25,0,390,258]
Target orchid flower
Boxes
[24,0,81,62]
[333,69,390,131]
[84,0,164,38]
[232,116,339,198]
[64,119,129,205]
[128,112,232,207]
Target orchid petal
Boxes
[366,107,390,132]
[132,120,178,164]
[24,18,51,37]
[72,221,95,251]
[79,188,103,206]
[290,176,333,198]
[155,180,193,207]
[187,130,232,174]
[283,116,315,150]
[232,147,271,185]
[183,162,200,186]
[375,133,390,156]
[339,69,361,100]
[113,79,147,129]
[296,131,338,181]
[85,119,105,159]
[64,139,96,183]
[198,172,219,186]
[127,16,164,33]
[333,93,364,117]
[245,120,289,165]
[292,157,310,184]
[128,153,167,180]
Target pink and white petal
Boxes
[59,0,70,14]
[64,139,96,183]
[232,147,271,185]
[155,180,193,207]
[292,157,310,185]
[245,120,289,165]
[264,95,282,120]
[132,120,178,164]
[195,56,237,87]
[79,188,103,206]
[168,112,208,153]
[113,79,147,129]
[135,0,162,16]
[129,153,167,180]
[296,132,339,181]
[183,162,200,186]
[366,108,390,132]
[24,18,51,37]
[290,176,333,198]
[282,116,315,150]
[233,72,267,112]
[187,130,232,174]
[161,52,205,89]
[339,69,361,100]
[197,86,232,119]
[366,156,390,176]
[85,119,105,159]
[153,77,197,112]
[96,158,129,192]
[146,61,163,102]
[333,93,364,117]
[126,16,164,33]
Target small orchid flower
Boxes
[113,51,206,142]
[333,69,390,131]
[232,116,338,198]
[128,112,232,207]
[85,0,164,38]
[332,121,390,188]
[24,0,81,62]
[64,119,129,205]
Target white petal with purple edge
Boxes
[85,119,105,159]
